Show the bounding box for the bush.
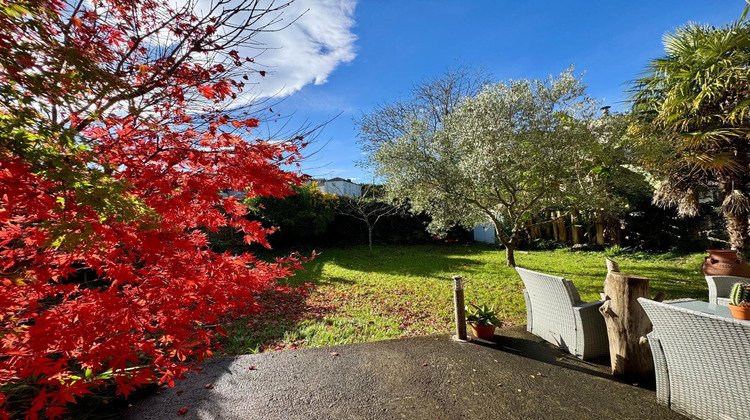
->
[245,183,337,248]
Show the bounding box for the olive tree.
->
[360,67,615,266]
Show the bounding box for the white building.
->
[473,222,497,244]
[315,177,362,197]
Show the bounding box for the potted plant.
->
[728,282,750,320]
[466,303,502,340]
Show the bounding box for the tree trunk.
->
[595,212,605,246]
[366,223,373,251]
[551,212,559,240]
[501,233,519,267]
[599,269,655,381]
[505,243,516,267]
[724,206,750,257]
[556,211,567,243]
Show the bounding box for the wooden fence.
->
[525,210,621,246]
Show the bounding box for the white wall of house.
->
[473,223,496,244]
[318,179,361,197]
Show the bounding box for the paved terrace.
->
[126,326,684,420]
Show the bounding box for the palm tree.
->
[629,5,750,255]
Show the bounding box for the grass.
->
[219,243,707,355]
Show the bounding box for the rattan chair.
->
[516,267,609,360]
[639,298,750,420]
[706,275,749,306]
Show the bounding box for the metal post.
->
[452,275,467,342]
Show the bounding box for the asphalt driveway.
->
[125,326,684,420]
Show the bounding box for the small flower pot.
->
[470,323,496,340]
[729,304,750,320]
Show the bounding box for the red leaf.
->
[0,1,307,418]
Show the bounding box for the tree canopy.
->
[360,67,628,266]
[0,0,308,417]
[629,4,750,254]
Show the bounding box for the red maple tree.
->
[0,0,309,417]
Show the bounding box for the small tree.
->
[336,185,402,251]
[361,67,616,266]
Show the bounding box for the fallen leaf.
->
[530,375,535,378]
[248,366,256,370]
[176,390,184,396]
[205,383,214,389]
[177,407,189,415]
[330,352,339,357]
[422,363,428,367]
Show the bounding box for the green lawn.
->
[219,243,707,355]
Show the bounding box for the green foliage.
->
[605,245,632,258]
[521,238,568,251]
[246,182,338,246]
[324,210,434,247]
[730,282,750,306]
[628,4,750,252]
[620,186,726,252]
[359,66,641,266]
[466,303,502,326]
[212,184,436,251]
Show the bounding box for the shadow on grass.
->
[286,243,498,283]
[218,285,333,355]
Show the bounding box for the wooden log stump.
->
[599,264,655,381]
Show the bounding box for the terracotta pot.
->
[470,323,496,340]
[702,249,750,278]
[729,304,750,320]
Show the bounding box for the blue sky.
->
[250,0,745,183]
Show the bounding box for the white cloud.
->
[89,0,355,107]
[231,0,358,99]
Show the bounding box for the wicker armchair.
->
[638,298,750,420]
[706,275,749,306]
[516,267,609,360]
